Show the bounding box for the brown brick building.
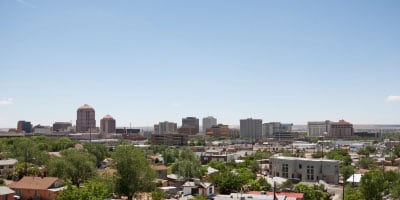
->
[76,104,96,133]
[100,114,116,133]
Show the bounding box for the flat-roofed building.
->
[17,121,32,133]
[328,119,353,138]
[206,124,229,137]
[0,159,17,178]
[263,122,293,138]
[240,118,262,141]
[151,133,188,146]
[52,122,72,132]
[154,121,177,134]
[202,116,217,132]
[269,156,339,184]
[182,117,199,134]
[307,121,330,137]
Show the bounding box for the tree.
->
[83,143,109,167]
[344,185,365,200]
[340,165,354,181]
[152,188,165,200]
[172,148,204,179]
[359,170,387,200]
[56,179,108,200]
[47,149,97,186]
[112,145,155,199]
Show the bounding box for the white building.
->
[182,180,214,197]
[0,159,17,178]
[307,121,331,137]
[240,118,262,141]
[269,156,340,184]
[202,116,217,132]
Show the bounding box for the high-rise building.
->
[154,121,177,134]
[262,122,293,138]
[100,114,116,133]
[240,118,262,140]
[76,104,96,133]
[53,122,72,132]
[17,120,32,133]
[307,121,331,137]
[182,117,199,134]
[202,116,217,132]
[328,119,353,138]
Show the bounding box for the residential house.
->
[9,176,65,200]
[182,179,214,197]
[0,186,15,200]
[0,159,17,178]
[153,165,168,180]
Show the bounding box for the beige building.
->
[206,124,229,137]
[240,118,262,140]
[154,121,177,134]
[328,119,353,138]
[202,116,217,132]
[307,121,331,137]
[100,114,116,133]
[269,156,339,184]
[76,104,96,133]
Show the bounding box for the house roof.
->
[0,159,18,166]
[0,186,14,195]
[152,165,168,171]
[8,177,60,190]
[183,181,213,188]
[346,174,363,183]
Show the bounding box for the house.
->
[152,165,168,179]
[167,174,185,190]
[9,176,65,200]
[182,179,214,197]
[0,186,15,200]
[0,159,18,178]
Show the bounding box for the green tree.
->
[152,188,165,200]
[112,145,155,199]
[47,149,97,186]
[172,148,204,179]
[340,165,355,181]
[359,170,387,200]
[83,143,109,167]
[56,179,108,200]
[344,185,364,200]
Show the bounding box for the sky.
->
[1,0,400,128]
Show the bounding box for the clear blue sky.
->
[1,0,400,128]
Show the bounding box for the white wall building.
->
[202,116,217,132]
[307,120,331,137]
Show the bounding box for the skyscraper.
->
[202,116,217,132]
[100,114,116,133]
[182,117,199,134]
[240,118,262,141]
[76,104,96,133]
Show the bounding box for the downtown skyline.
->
[1,1,400,128]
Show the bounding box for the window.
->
[299,164,302,169]
[282,164,288,178]
[307,165,314,181]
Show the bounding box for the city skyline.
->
[1,1,400,128]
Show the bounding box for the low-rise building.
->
[0,186,15,200]
[182,179,214,197]
[151,133,188,146]
[0,159,17,178]
[9,176,65,200]
[269,156,339,184]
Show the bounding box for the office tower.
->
[240,118,262,140]
[100,114,116,133]
[154,121,177,134]
[53,122,72,132]
[262,122,293,137]
[182,117,199,134]
[202,116,217,132]
[76,104,96,132]
[307,120,331,137]
[329,119,353,138]
[17,120,32,133]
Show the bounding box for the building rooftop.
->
[0,159,18,166]
[8,176,62,190]
[78,104,94,110]
[271,156,339,163]
[102,114,114,119]
[0,186,14,195]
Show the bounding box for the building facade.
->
[52,122,72,132]
[307,121,331,137]
[262,122,293,138]
[328,119,353,138]
[76,104,96,133]
[151,133,188,146]
[182,117,199,134]
[202,116,217,133]
[206,124,229,137]
[269,156,340,184]
[17,121,32,133]
[100,114,116,133]
[240,118,262,140]
[154,121,177,134]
